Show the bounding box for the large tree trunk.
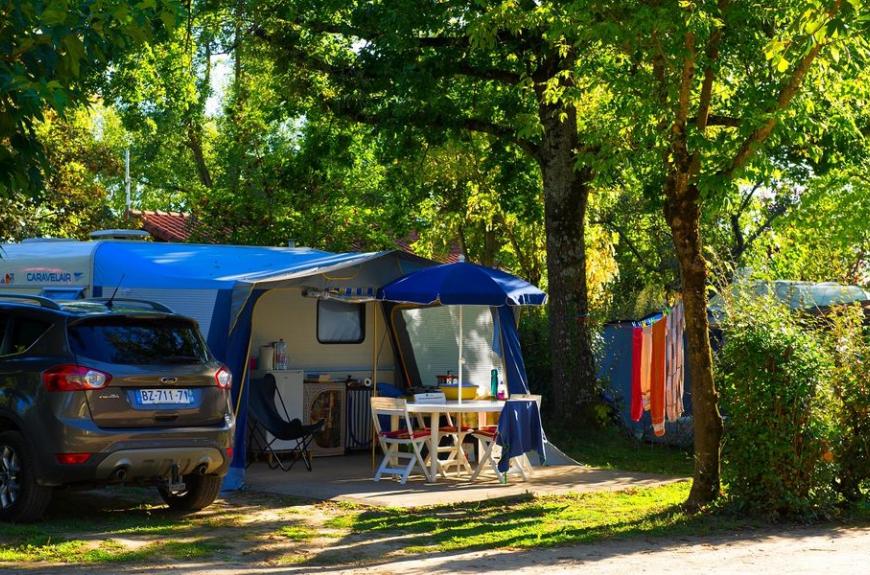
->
[664,183,724,509]
[538,102,597,423]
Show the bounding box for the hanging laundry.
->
[640,323,653,411]
[665,305,677,422]
[666,300,685,420]
[650,316,667,437]
[630,326,643,422]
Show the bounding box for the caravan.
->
[0,235,436,488]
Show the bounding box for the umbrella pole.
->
[458,306,463,405]
[371,301,378,471]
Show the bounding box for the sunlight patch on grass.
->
[331,481,730,554]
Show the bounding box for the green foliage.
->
[826,304,870,501]
[0,106,123,241]
[0,0,180,194]
[718,296,838,517]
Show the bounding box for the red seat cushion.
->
[439,425,473,433]
[381,428,431,440]
[473,426,498,438]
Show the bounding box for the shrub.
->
[718,296,838,517]
[826,304,870,501]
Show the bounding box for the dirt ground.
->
[9,523,870,575]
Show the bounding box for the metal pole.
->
[371,301,379,471]
[458,306,463,405]
[124,148,131,210]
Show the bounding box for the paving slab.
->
[243,453,684,507]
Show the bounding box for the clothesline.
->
[629,297,686,437]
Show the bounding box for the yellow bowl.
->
[439,385,478,400]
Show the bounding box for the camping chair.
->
[416,392,473,478]
[470,396,542,482]
[370,397,433,484]
[247,375,325,472]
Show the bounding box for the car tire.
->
[158,473,222,512]
[0,431,52,523]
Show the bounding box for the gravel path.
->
[12,524,869,575]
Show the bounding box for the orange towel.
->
[651,317,667,436]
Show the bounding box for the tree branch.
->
[721,40,825,178]
[696,0,729,133]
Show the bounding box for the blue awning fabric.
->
[377,261,547,307]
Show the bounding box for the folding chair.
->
[247,376,325,472]
[470,396,541,482]
[413,392,473,478]
[370,397,433,484]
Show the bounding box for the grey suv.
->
[0,295,234,522]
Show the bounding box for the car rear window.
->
[68,317,210,365]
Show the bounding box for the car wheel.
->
[158,473,222,512]
[0,431,52,522]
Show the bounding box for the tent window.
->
[399,306,504,394]
[317,300,365,344]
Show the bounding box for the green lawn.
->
[1,480,867,569]
[551,425,694,476]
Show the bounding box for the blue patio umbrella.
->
[378,261,546,401]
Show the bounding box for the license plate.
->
[138,389,194,405]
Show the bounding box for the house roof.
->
[127,210,199,243]
[127,210,464,263]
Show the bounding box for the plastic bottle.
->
[490,368,498,398]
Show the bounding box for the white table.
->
[405,400,506,481]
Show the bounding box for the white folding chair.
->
[470,396,540,482]
[416,392,473,477]
[370,397,433,484]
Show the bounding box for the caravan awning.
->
[91,241,434,333]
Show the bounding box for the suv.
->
[0,295,234,522]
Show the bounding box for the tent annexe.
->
[87,241,435,489]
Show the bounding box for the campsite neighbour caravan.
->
[0,235,448,486]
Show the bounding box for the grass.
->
[1,479,867,569]
[328,481,740,555]
[551,425,694,476]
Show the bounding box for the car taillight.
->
[215,366,232,389]
[56,453,91,464]
[43,364,112,391]
[226,447,234,459]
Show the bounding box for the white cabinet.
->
[254,369,304,452]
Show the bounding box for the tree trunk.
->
[664,184,724,509]
[538,102,597,423]
[186,124,213,189]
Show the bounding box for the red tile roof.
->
[127,210,198,242]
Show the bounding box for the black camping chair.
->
[247,375,325,472]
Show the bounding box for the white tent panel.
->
[401,305,504,395]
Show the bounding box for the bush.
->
[827,304,870,501]
[718,297,838,517]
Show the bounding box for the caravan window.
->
[317,300,365,344]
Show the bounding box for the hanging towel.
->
[665,307,677,422]
[496,400,546,473]
[673,301,685,417]
[630,326,643,422]
[651,317,667,436]
[640,324,653,411]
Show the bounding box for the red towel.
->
[651,317,667,436]
[630,326,643,422]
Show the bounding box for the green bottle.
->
[490,369,498,398]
